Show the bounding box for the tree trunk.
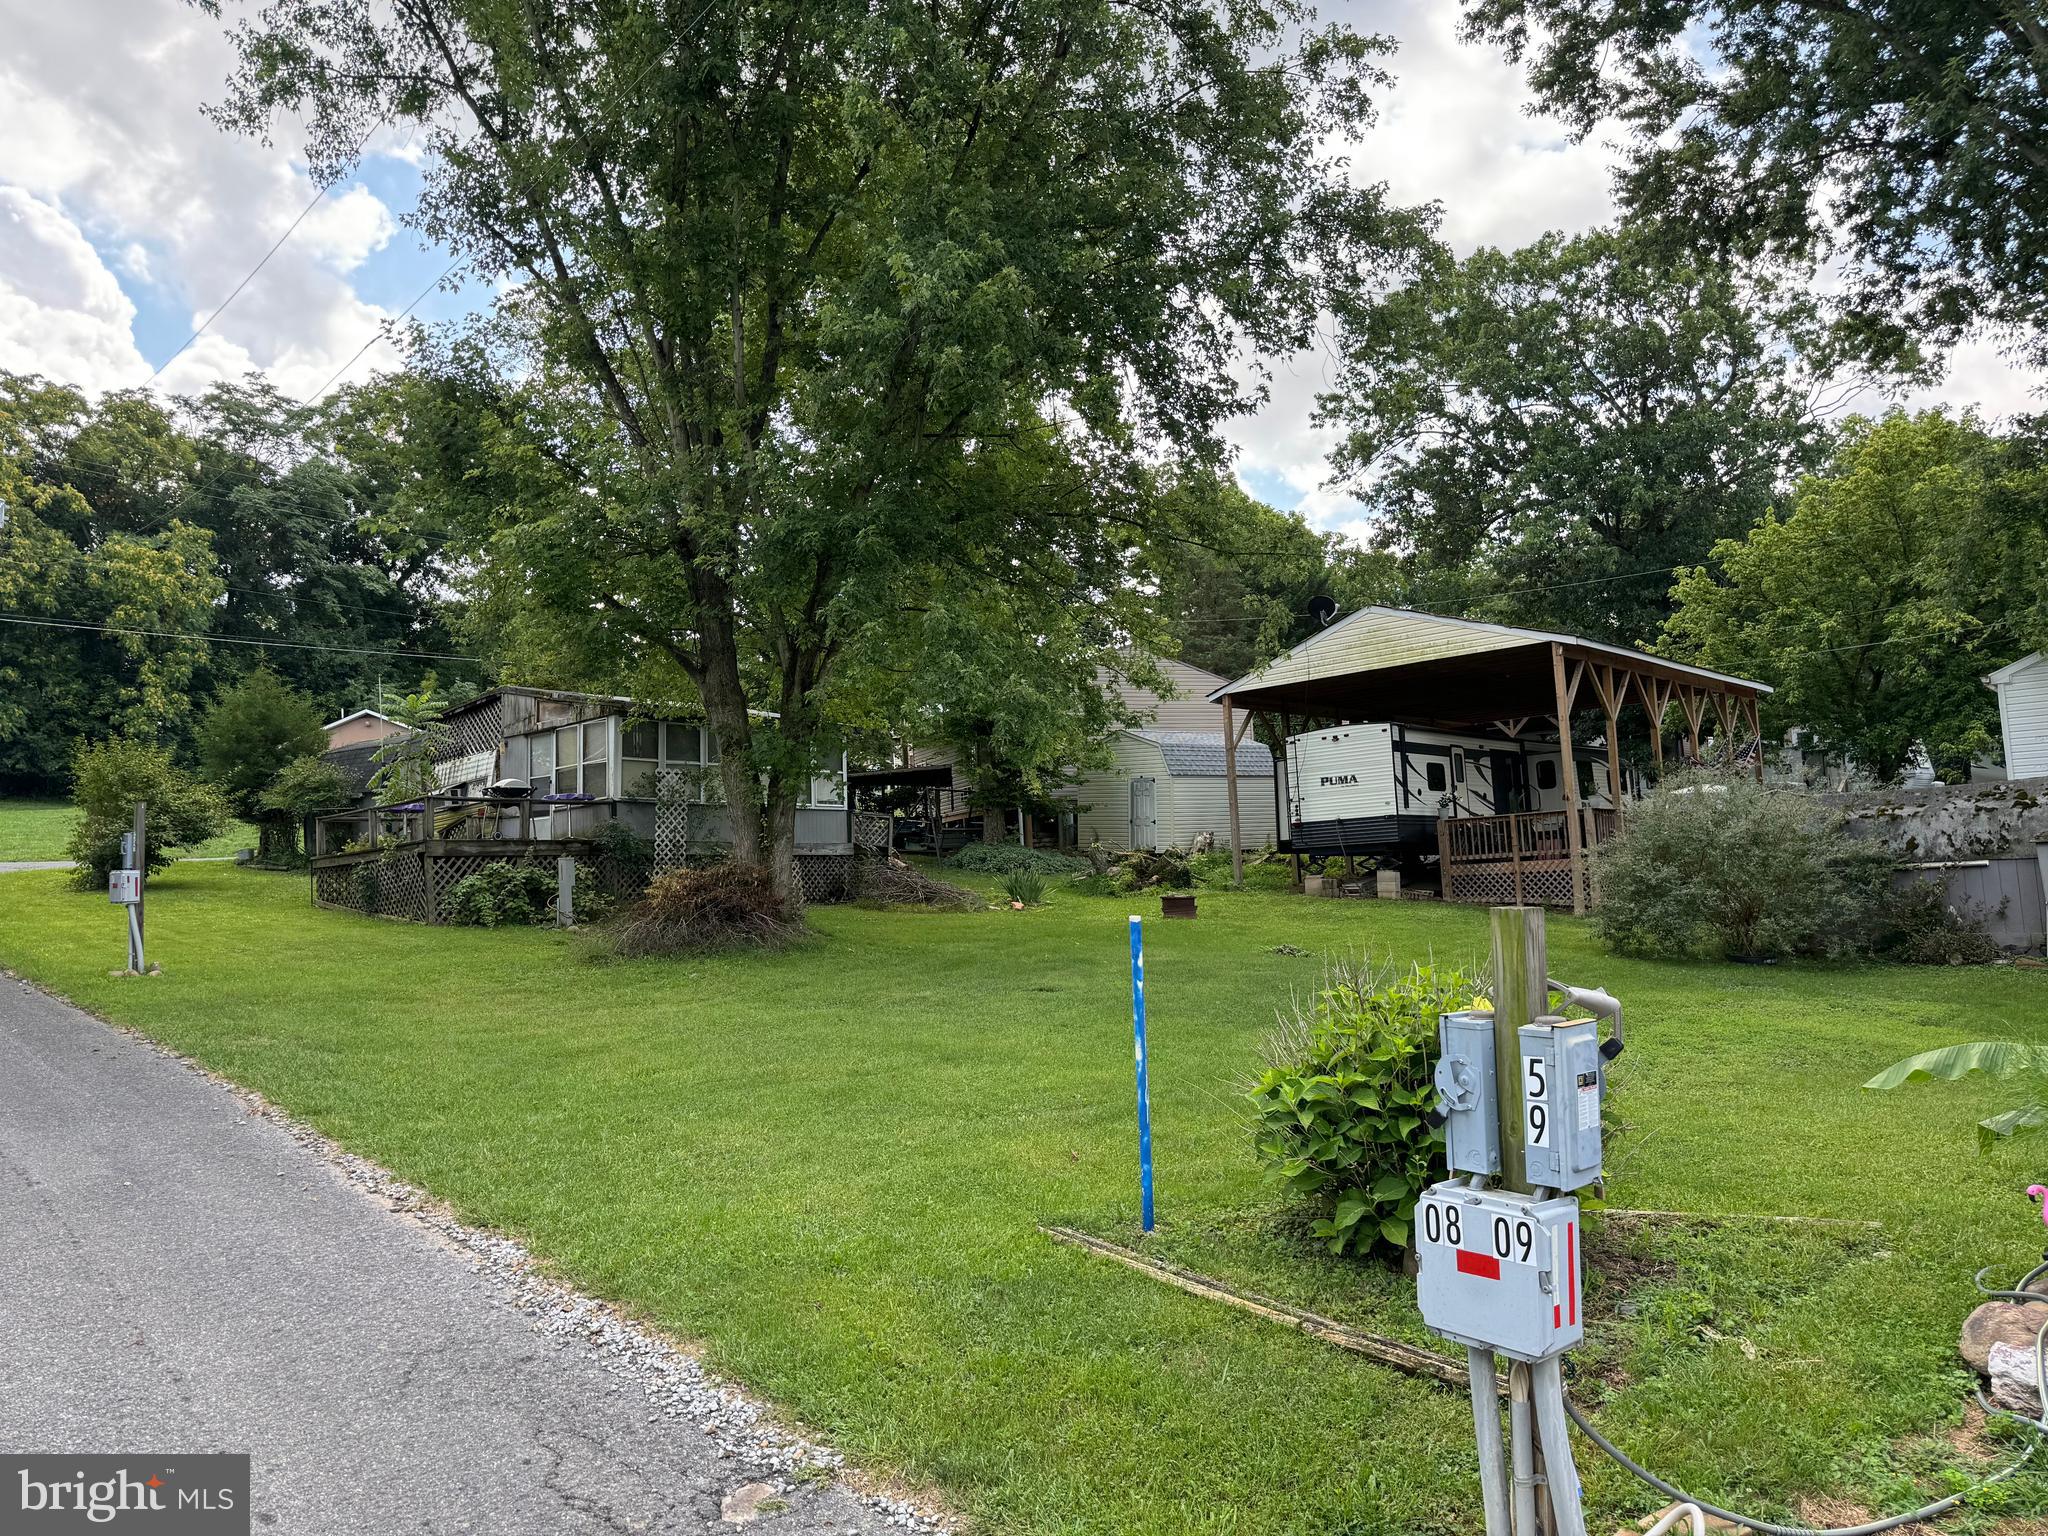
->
[694,609,763,868]
[980,805,1003,844]
[763,777,801,912]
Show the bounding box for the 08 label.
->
[1419,1198,1538,1265]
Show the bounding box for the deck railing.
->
[1436,807,1617,910]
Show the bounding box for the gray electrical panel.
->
[1415,1181,1584,1361]
[1517,1018,1603,1192]
[1434,1010,1501,1176]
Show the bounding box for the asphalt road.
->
[0,979,909,1534]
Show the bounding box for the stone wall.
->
[1827,776,2048,861]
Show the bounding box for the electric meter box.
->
[1415,1181,1584,1361]
[1518,1019,1603,1191]
[1434,1010,1501,1176]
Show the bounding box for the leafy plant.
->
[368,676,447,801]
[1865,1043,2048,1151]
[442,861,557,927]
[1246,956,1487,1259]
[195,668,329,860]
[1000,870,1047,906]
[1592,771,1890,960]
[65,737,229,886]
[948,844,1087,876]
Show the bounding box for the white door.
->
[1130,777,1158,850]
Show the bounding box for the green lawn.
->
[0,798,257,862]
[0,861,2042,1533]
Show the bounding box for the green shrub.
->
[1592,772,1890,961]
[947,844,1087,876]
[1000,870,1047,905]
[1246,957,1486,1259]
[66,737,229,887]
[585,819,655,889]
[442,861,557,926]
[1869,878,2001,965]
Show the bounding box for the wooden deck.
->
[1436,808,1616,911]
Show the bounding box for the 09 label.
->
[1419,1198,1538,1265]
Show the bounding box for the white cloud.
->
[0,1,410,400]
[0,187,147,391]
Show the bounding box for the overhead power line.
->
[144,119,386,389]
[0,612,482,663]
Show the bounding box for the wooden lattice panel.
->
[795,853,853,905]
[654,770,690,872]
[853,812,891,851]
[446,696,505,759]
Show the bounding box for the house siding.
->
[1070,737,1167,850]
[1165,772,1279,850]
[1105,658,1235,733]
[1995,656,2048,779]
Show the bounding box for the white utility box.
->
[1415,1182,1583,1361]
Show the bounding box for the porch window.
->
[528,733,554,796]
[582,717,610,799]
[621,720,658,799]
[554,725,579,794]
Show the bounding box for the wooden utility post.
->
[1222,695,1243,888]
[1550,646,1587,916]
[1490,902,1556,1536]
[1488,904,1547,1194]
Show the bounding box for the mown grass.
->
[0,860,2043,1533]
[0,797,257,862]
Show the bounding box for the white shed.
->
[1066,729,1277,852]
[1986,653,2048,779]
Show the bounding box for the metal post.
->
[557,855,576,927]
[1468,1348,1512,1536]
[1128,915,1155,1233]
[129,801,147,973]
[1508,1362,1538,1536]
[1529,1357,1588,1536]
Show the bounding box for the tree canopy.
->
[1461,0,2048,368]
[205,0,1433,903]
[1664,411,2043,782]
[0,371,471,791]
[1322,226,1834,648]
[195,668,330,855]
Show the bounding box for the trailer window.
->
[1425,761,1447,793]
[1535,759,1557,791]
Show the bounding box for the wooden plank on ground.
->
[1038,1225,1480,1389]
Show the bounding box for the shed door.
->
[1130,777,1158,850]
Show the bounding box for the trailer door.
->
[1492,750,1530,814]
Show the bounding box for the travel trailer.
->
[1282,724,1614,858]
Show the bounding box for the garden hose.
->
[1561,1268,2048,1536]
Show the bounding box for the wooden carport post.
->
[1745,696,1765,783]
[1550,645,1588,916]
[1223,695,1242,888]
[1588,662,1625,810]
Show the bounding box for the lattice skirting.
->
[1443,857,1581,909]
[315,844,849,921]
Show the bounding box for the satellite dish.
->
[1307,594,1339,628]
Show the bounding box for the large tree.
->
[203,0,1429,904]
[194,668,330,859]
[1322,227,1833,646]
[1664,411,2036,782]
[1461,0,2048,368]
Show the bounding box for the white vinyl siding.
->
[1070,736,1167,850]
[1068,732,1278,852]
[1993,655,2048,779]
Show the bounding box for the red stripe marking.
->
[1456,1249,1501,1281]
[1566,1222,1578,1324]
[1554,1304,1561,1328]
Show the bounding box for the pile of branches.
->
[606,863,805,957]
[854,856,980,910]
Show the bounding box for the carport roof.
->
[1206,607,1768,727]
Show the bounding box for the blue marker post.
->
[1129,914,1155,1233]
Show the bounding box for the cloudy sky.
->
[2,0,2040,536]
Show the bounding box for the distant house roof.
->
[1985,652,2046,688]
[1126,728,1274,778]
[323,708,400,731]
[321,740,384,796]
